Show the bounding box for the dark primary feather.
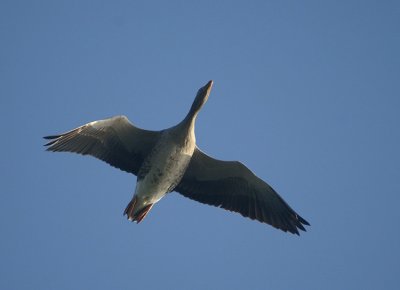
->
[175,148,310,235]
[44,116,159,175]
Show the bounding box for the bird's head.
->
[189,80,213,116]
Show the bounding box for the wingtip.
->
[43,139,58,147]
[43,135,61,147]
[297,215,310,227]
[293,215,310,235]
[43,135,59,140]
[278,213,310,236]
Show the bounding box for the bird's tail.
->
[124,196,153,223]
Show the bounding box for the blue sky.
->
[1,1,400,289]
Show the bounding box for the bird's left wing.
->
[44,115,160,175]
[175,148,310,235]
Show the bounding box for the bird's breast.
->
[135,132,195,203]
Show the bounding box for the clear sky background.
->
[1,1,399,289]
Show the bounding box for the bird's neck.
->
[180,113,197,135]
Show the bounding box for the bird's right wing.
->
[175,148,309,234]
[44,115,160,175]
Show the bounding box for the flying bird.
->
[44,80,309,235]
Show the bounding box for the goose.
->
[44,80,309,235]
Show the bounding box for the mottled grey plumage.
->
[44,80,310,234]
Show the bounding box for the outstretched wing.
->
[175,148,310,235]
[44,115,160,175]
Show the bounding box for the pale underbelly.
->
[135,148,193,203]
